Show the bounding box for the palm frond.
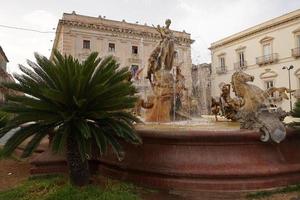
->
[0,50,141,161]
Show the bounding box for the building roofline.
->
[0,46,9,62]
[50,11,194,59]
[50,21,62,60]
[210,9,300,50]
[62,12,192,37]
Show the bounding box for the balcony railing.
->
[234,61,247,70]
[216,66,227,74]
[256,53,278,66]
[292,47,300,58]
[131,53,139,58]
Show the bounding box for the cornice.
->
[293,27,300,33]
[210,12,300,50]
[259,68,278,79]
[259,36,274,44]
[59,19,194,45]
[217,52,226,57]
[235,45,246,51]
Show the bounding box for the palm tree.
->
[0,111,9,128]
[291,100,300,128]
[0,51,141,186]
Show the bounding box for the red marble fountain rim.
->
[134,124,299,143]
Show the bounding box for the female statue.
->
[146,19,175,84]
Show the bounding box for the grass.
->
[0,147,5,159]
[246,184,300,199]
[0,175,140,200]
[0,146,17,160]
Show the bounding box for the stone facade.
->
[191,63,211,115]
[0,46,8,71]
[51,12,193,90]
[210,9,300,111]
[0,46,15,104]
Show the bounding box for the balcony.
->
[128,54,141,63]
[131,53,139,58]
[256,53,278,66]
[234,61,247,70]
[216,66,227,74]
[292,47,300,58]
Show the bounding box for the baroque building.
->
[0,46,16,104]
[51,12,194,89]
[0,46,8,71]
[210,9,300,111]
[191,63,211,115]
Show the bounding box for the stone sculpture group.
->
[212,70,293,143]
[133,19,292,143]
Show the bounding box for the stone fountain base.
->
[31,126,300,191]
[95,127,300,191]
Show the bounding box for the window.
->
[130,65,139,79]
[263,43,271,62]
[174,50,178,58]
[132,46,138,54]
[265,80,274,97]
[263,44,271,56]
[297,35,300,47]
[219,57,225,69]
[265,80,274,89]
[83,40,90,49]
[238,52,245,67]
[108,43,115,52]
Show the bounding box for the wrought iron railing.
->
[256,53,278,65]
[234,61,247,70]
[292,47,300,57]
[216,66,227,74]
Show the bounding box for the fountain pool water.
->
[136,116,240,131]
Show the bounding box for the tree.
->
[0,111,9,128]
[291,100,300,127]
[0,51,141,186]
[292,100,300,117]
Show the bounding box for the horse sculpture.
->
[231,72,267,112]
[231,71,288,143]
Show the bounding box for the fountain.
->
[31,19,300,192]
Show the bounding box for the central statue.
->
[143,19,189,122]
[146,19,175,82]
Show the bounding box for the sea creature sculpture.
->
[231,71,288,143]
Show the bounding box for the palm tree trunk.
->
[66,134,90,186]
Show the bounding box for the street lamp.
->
[282,65,294,112]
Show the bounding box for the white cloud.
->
[22,10,57,31]
[0,0,300,72]
[0,10,57,74]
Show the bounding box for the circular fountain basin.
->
[96,119,300,191]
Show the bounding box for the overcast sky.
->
[0,0,300,74]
